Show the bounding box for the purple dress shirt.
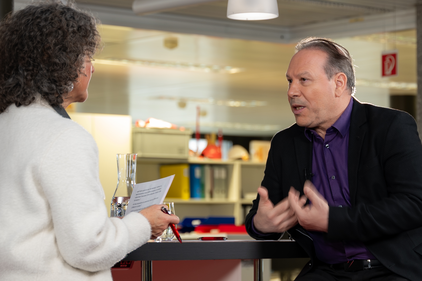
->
[304,98,375,264]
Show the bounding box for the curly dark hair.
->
[0,1,101,113]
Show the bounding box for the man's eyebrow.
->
[286,71,311,78]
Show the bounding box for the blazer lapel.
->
[348,98,367,205]
[294,133,312,194]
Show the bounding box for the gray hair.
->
[295,37,356,94]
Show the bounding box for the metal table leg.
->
[141,260,152,281]
[254,259,263,281]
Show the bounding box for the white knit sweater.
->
[0,99,151,281]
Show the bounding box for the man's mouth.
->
[294,106,304,110]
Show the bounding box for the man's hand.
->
[253,186,305,233]
[288,181,329,232]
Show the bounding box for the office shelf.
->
[136,157,265,225]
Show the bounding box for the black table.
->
[123,240,308,281]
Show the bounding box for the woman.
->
[0,2,179,280]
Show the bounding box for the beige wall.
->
[69,112,132,215]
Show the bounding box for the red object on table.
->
[161,206,182,243]
[195,224,246,234]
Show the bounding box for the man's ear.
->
[334,72,348,97]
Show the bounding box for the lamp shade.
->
[227,0,278,21]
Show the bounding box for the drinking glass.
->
[155,202,176,242]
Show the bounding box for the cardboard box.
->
[249,140,271,163]
[132,127,192,159]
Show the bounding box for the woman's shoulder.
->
[9,102,95,146]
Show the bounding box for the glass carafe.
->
[110,153,137,217]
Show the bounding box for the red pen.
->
[161,206,182,243]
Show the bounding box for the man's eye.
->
[287,79,292,83]
[300,78,307,82]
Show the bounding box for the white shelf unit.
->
[136,157,265,225]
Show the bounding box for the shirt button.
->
[325,144,329,148]
[331,175,335,179]
[339,205,343,207]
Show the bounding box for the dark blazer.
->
[245,97,422,280]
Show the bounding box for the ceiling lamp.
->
[227,0,278,21]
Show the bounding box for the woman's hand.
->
[140,204,180,239]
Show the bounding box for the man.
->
[245,37,422,281]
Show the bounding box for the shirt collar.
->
[52,105,71,119]
[304,97,353,140]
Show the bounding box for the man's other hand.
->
[288,181,329,232]
[253,186,305,233]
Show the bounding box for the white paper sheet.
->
[125,174,175,215]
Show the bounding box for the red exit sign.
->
[381,50,398,77]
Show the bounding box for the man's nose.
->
[287,82,300,98]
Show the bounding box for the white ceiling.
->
[72,0,417,43]
[14,0,418,136]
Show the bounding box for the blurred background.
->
[11,0,417,137]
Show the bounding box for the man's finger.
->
[298,194,308,206]
[273,197,290,213]
[303,180,325,203]
[257,186,269,202]
[288,187,301,212]
[288,187,300,201]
